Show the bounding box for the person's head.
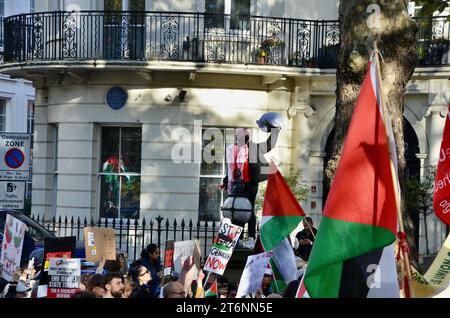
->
[130,288,152,298]
[235,128,250,146]
[102,273,124,298]
[266,293,283,298]
[80,274,92,292]
[261,274,273,295]
[141,244,160,263]
[228,283,237,298]
[87,274,105,298]
[122,277,133,298]
[163,282,186,298]
[303,217,314,228]
[72,291,96,298]
[130,265,152,286]
[282,280,300,298]
[217,276,229,298]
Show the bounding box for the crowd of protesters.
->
[0,238,310,299]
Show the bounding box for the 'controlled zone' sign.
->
[0,133,31,181]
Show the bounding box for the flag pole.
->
[372,41,415,298]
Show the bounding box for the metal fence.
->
[3,11,340,67]
[2,12,450,68]
[31,214,254,262]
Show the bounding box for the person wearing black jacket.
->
[220,127,280,241]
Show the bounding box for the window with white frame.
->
[99,127,142,219]
[199,127,240,222]
[0,99,6,132]
[205,0,251,30]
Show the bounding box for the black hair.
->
[129,265,145,284]
[130,287,153,299]
[140,244,159,259]
[304,217,313,224]
[87,274,104,291]
[282,280,301,298]
[72,291,96,298]
[102,272,123,289]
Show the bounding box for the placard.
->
[0,214,27,281]
[173,240,201,276]
[203,219,243,275]
[47,258,81,299]
[83,227,116,262]
[236,252,272,298]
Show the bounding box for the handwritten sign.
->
[203,219,243,275]
[0,214,27,281]
[83,227,116,262]
[173,240,201,276]
[236,252,272,298]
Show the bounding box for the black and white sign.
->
[0,181,25,209]
[0,133,31,181]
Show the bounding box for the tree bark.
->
[325,1,419,264]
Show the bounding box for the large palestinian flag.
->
[260,168,305,292]
[304,55,400,298]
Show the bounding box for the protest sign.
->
[83,227,116,262]
[173,240,201,276]
[1,214,27,281]
[236,252,272,298]
[163,240,175,283]
[47,258,81,298]
[203,219,243,275]
[36,236,76,298]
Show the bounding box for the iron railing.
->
[3,11,340,67]
[2,12,449,68]
[31,214,254,262]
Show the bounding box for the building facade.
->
[0,0,448,255]
[0,0,35,201]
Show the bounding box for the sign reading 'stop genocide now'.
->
[0,133,31,181]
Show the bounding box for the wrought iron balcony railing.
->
[1,11,450,68]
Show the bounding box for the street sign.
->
[0,181,25,209]
[0,133,31,181]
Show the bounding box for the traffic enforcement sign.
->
[0,133,31,181]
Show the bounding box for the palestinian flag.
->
[204,280,218,298]
[260,168,305,292]
[304,55,400,298]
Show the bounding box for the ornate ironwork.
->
[33,15,44,60]
[204,27,226,62]
[2,11,449,69]
[63,13,78,59]
[160,17,179,60]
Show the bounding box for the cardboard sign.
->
[236,252,272,298]
[0,214,27,281]
[47,258,81,299]
[173,240,201,276]
[163,240,175,282]
[83,227,116,262]
[203,219,243,275]
[36,237,76,298]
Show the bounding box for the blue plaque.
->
[106,87,128,110]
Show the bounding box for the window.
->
[198,127,237,222]
[0,99,6,132]
[0,0,4,17]
[104,0,146,59]
[99,127,142,219]
[205,0,251,30]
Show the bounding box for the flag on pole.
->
[204,280,218,298]
[304,55,400,298]
[434,103,450,226]
[260,168,305,292]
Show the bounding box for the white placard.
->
[236,252,272,298]
[0,214,27,281]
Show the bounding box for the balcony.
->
[1,11,449,70]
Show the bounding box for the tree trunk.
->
[325,1,419,264]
